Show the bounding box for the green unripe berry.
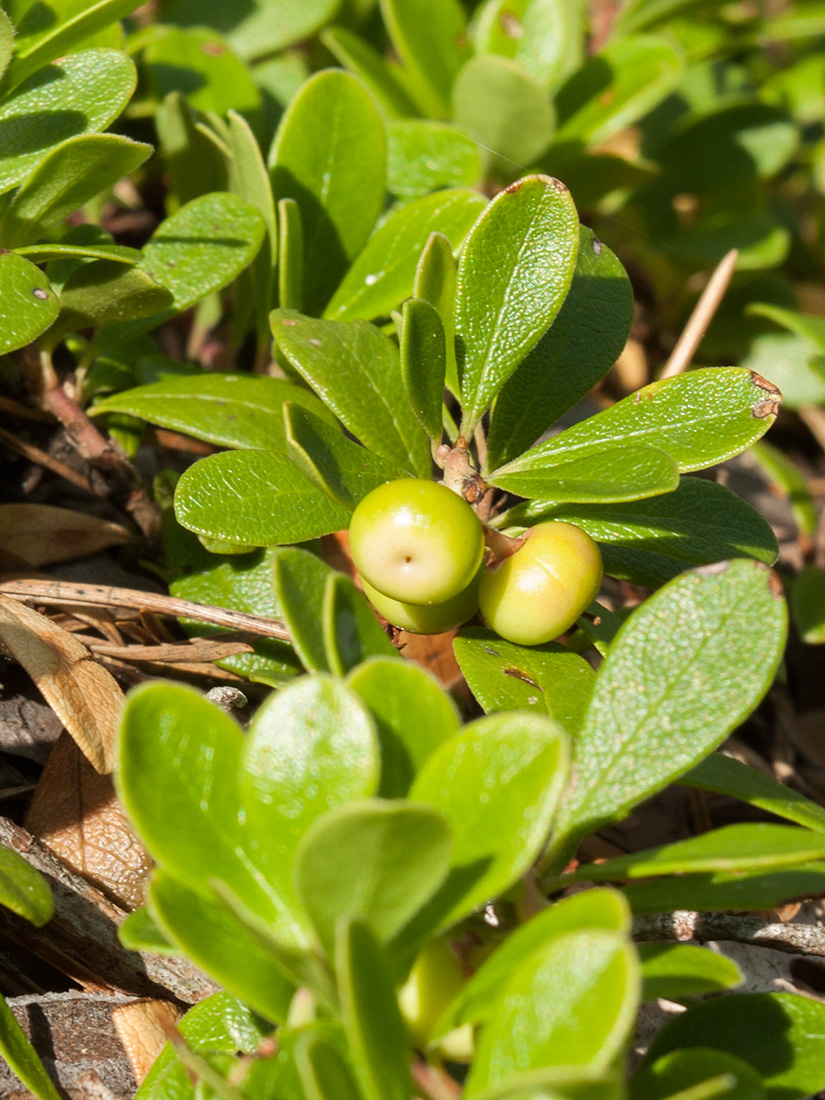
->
[398,937,467,1050]
[349,479,484,605]
[362,565,482,634]
[479,521,602,646]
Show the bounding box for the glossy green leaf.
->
[57,260,173,327]
[144,26,261,120]
[750,440,817,538]
[455,175,580,435]
[164,0,340,58]
[486,227,633,470]
[410,712,569,927]
[560,825,825,889]
[278,197,304,311]
[272,310,430,475]
[118,905,177,955]
[548,560,787,860]
[0,50,137,196]
[379,0,471,118]
[472,0,584,92]
[135,991,269,1100]
[454,627,595,733]
[466,930,640,1093]
[505,478,778,590]
[148,872,295,1022]
[296,801,451,957]
[285,403,405,510]
[241,675,379,927]
[1,134,151,249]
[790,564,825,644]
[0,993,61,1100]
[322,26,418,120]
[338,919,411,1100]
[2,0,142,91]
[226,109,278,337]
[554,35,683,146]
[638,944,742,1001]
[117,682,285,924]
[401,298,446,442]
[387,120,481,200]
[443,889,629,1035]
[137,192,265,314]
[272,547,335,672]
[15,242,140,264]
[655,105,797,194]
[347,657,460,797]
[0,253,59,354]
[644,993,825,1099]
[165,535,300,687]
[498,370,781,480]
[270,70,386,315]
[489,444,679,504]
[623,863,825,913]
[632,1049,765,1100]
[453,56,556,169]
[0,845,53,927]
[324,189,486,323]
[322,572,398,675]
[174,449,351,547]
[93,374,333,451]
[295,1034,362,1100]
[414,231,459,395]
[0,8,12,84]
[681,753,825,835]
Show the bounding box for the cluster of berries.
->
[349,479,603,645]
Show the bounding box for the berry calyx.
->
[349,479,484,605]
[479,521,603,646]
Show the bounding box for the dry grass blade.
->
[0,577,291,641]
[660,248,739,379]
[0,595,122,773]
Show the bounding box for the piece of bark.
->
[26,733,152,911]
[0,817,218,1005]
[0,594,123,773]
[0,665,64,764]
[0,992,141,1099]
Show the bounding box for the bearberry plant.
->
[3,0,825,1098]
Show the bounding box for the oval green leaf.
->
[0,253,59,354]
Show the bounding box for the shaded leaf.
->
[164,0,341,59]
[93,373,334,451]
[643,993,825,1100]
[400,297,446,442]
[324,188,485,323]
[270,69,386,315]
[0,994,61,1100]
[57,259,173,327]
[486,227,633,470]
[272,547,335,672]
[387,120,481,200]
[0,845,53,927]
[322,571,398,674]
[472,0,584,92]
[379,0,471,118]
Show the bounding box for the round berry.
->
[349,479,484,605]
[362,566,481,634]
[479,522,602,646]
